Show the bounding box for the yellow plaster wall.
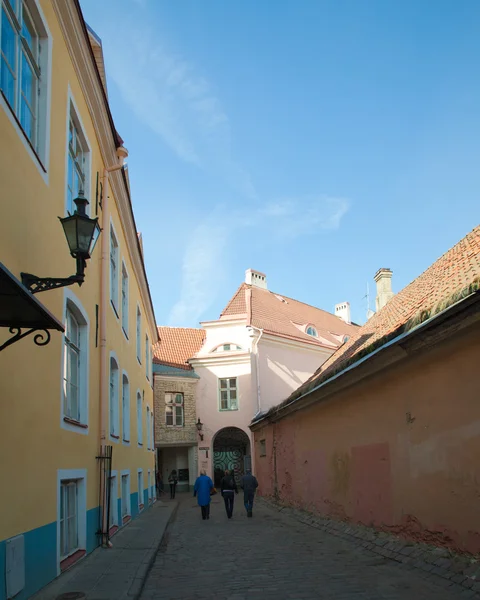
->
[0,0,155,542]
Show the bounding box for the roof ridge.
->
[157,325,203,331]
[255,286,345,320]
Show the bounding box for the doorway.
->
[213,427,251,487]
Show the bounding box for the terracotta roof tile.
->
[221,283,357,348]
[288,224,480,400]
[153,327,205,370]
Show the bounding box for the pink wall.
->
[253,324,480,554]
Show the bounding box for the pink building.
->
[154,269,357,488]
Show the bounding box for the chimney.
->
[374,268,394,311]
[335,302,351,324]
[245,269,267,290]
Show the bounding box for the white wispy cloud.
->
[168,197,350,325]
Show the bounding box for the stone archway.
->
[212,427,251,487]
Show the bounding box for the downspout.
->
[98,146,128,546]
[250,325,264,415]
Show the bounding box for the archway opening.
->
[213,427,251,487]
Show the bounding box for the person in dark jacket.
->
[168,470,178,499]
[220,469,238,519]
[194,470,214,520]
[240,469,258,517]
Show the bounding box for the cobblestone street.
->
[141,495,472,600]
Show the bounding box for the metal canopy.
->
[0,262,64,352]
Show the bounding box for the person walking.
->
[168,470,178,499]
[240,468,258,517]
[194,469,214,520]
[220,469,238,519]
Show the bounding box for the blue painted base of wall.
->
[0,493,150,600]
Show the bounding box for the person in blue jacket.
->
[194,469,214,520]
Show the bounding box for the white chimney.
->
[245,269,267,289]
[374,268,394,311]
[335,302,351,324]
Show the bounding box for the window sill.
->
[139,503,144,511]
[137,356,142,366]
[122,327,129,340]
[219,408,239,412]
[123,438,130,443]
[138,443,143,447]
[122,515,131,525]
[109,525,119,537]
[110,433,120,440]
[0,89,47,173]
[111,300,119,319]
[63,417,88,429]
[60,549,86,572]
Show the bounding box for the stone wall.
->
[154,374,198,445]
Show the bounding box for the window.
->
[151,413,155,452]
[136,306,141,362]
[121,263,128,336]
[110,226,119,312]
[145,334,150,380]
[66,106,89,215]
[137,392,142,445]
[259,439,266,457]
[60,481,78,559]
[122,374,130,443]
[109,356,119,439]
[165,393,184,426]
[121,472,131,522]
[62,295,89,430]
[109,473,118,529]
[219,378,238,411]
[63,308,80,421]
[146,406,151,449]
[0,0,49,163]
[212,344,243,352]
[306,326,318,337]
[147,471,151,504]
[137,470,143,510]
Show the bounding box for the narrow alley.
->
[141,495,470,600]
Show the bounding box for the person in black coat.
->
[220,469,238,519]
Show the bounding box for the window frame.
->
[146,406,151,449]
[57,469,86,574]
[306,325,318,338]
[109,471,118,530]
[211,343,243,353]
[137,468,144,511]
[61,290,89,434]
[109,222,119,316]
[109,353,120,441]
[136,390,143,446]
[136,305,141,363]
[259,439,267,457]
[218,377,239,412]
[121,371,130,445]
[165,392,184,427]
[145,333,150,381]
[64,89,91,217]
[121,260,129,339]
[0,0,52,180]
[120,470,131,524]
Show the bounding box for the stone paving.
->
[141,495,477,600]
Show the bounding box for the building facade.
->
[155,269,357,487]
[0,2,157,598]
[251,227,480,555]
[153,327,205,492]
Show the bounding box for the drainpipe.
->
[98,146,128,546]
[248,325,264,415]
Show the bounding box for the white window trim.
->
[109,218,120,317]
[56,469,86,576]
[109,350,120,442]
[0,0,52,184]
[109,470,118,529]
[145,334,150,381]
[136,389,143,447]
[120,469,131,523]
[218,377,239,412]
[60,289,90,435]
[146,406,150,450]
[151,411,155,452]
[137,468,144,510]
[121,259,129,340]
[147,470,152,504]
[136,304,142,364]
[165,392,184,427]
[64,86,92,216]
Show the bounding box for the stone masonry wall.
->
[154,374,198,445]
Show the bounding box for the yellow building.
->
[0,1,158,598]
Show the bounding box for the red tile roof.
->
[153,327,205,370]
[221,283,358,348]
[286,224,480,402]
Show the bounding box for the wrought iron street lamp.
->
[196,418,204,441]
[21,192,101,294]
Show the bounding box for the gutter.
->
[249,325,264,414]
[251,290,480,428]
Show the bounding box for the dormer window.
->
[212,344,243,353]
[306,326,318,338]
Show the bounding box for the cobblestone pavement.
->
[141,495,473,600]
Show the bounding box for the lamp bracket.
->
[0,327,51,352]
[20,272,85,294]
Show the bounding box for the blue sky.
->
[80,0,480,327]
